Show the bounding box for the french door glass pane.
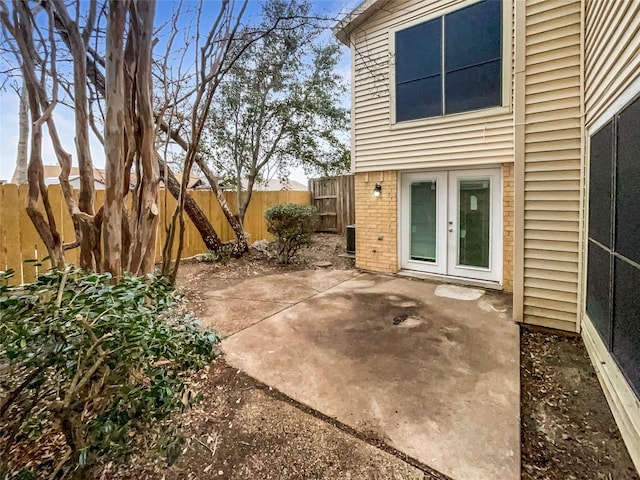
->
[410,181,437,262]
[458,179,490,268]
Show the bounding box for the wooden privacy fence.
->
[0,183,310,285]
[309,174,354,234]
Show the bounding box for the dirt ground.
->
[96,359,426,480]
[101,234,637,479]
[521,327,639,480]
[177,233,355,320]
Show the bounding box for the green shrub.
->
[201,242,235,263]
[0,267,218,478]
[264,203,318,264]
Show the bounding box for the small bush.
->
[201,242,235,263]
[264,203,318,264]
[0,267,218,478]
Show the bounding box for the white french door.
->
[400,168,502,283]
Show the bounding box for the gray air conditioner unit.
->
[346,225,355,254]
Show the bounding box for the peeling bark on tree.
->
[11,80,28,185]
[25,93,64,269]
[1,0,256,279]
[103,0,127,278]
[52,0,99,270]
[80,47,225,255]
[126,0,160,276]
[1,1,64,267]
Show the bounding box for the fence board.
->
[1,184,21,278]
[0,185,6,273]
[309,175,354,234]
[0,186,310,285]
[18,184,39,283]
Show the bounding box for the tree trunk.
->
[158,158,223,251]
[52,0,99,270]
[11,80,28,185]
[196,157,248,256]
[79,48,225,255]
[103,0,127,278]
[127,0,159,276]
[3,2,65,268]
[238,172,256,227]
[24,83,64,268]
[158,121,248,255]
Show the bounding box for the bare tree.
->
[10,79,28,184]
[156,0,251,282]
[0,0,161,276]
[0,0,65,268]
[0,0,344,280]
[76,24,227,257]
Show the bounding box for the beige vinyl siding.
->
[350,0,515,172]
[584,0,640,127]
[520,0,582,332]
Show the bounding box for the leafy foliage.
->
[265,203,318,264]
[200,243,236,264]
[204,0,349,223]
[0,268,218,478]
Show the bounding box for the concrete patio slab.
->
[203,269,357,304]
[200,298,290,337]
[199,269,358,337]
[222,272,520,480]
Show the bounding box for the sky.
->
[0,0,358,183]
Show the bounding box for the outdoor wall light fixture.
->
[373,184,382,197]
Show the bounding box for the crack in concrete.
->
[205,294,295,304]
[223,273,364,339]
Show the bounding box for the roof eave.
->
[333,0,392,46]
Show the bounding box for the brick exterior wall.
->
[502,163,514,292]
[354,171,398,273]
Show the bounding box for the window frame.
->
[584,77,640,397]
[388,0,512,128]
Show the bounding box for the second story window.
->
[395,0,502,122]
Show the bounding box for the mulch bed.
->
[521,326,639,480]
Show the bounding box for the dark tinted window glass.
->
[615,96,640,264]
[395,18,442,83]
[445,59,501,114]
[588,121,613,248]
[612,257,640,396]
[395,0,502,121]
[396,76,442,122]
[445,0,502,72]
[586,241,612,347]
